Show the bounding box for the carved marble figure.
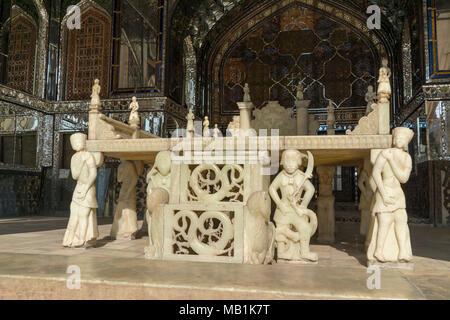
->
[110,160,144,240]
[203,116,210,137]
[244,191,276,264]
[358,165,374,236]
[269,149,318,262]
[63,133,103,248]
[186,108,195,138]
[144,151,172,258]
[296,81,304,100]
[91,79,101,106]
[377,58,392,101]
[367,127,414,263]
[128,97,139,124]
[243,83,251,102]
[213,124,220,138]
[365,85,377,115]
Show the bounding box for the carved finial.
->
[129,96,140,125]
[377,58,391,102]
[213,124,220,138]
[203,116,210,137]
[243,83,251,102]
[296,81,304,100]
[327,100,335,135]
[90,79,101,107]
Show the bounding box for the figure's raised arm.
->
[389,152,412,184]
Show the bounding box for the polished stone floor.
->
[0,216,448,299]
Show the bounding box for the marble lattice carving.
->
[244,191,275,264]
[110,160,144,240]
[269,150,318,262]
[63,133,103,248]
[187,163,244,203]
[162,203,244,263]
[367,127,414,263]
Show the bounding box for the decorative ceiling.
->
[170,0,379,52]
[220,5,377,113]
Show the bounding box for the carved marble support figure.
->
[377,59,391,134]
[316,165,336,243]
[269,150,318,262]
[63,133,104,248]
[295,81,311,136]
[143,151,171,255]
[358,158,375,236]
[367,127,414,264]
[244,191,275,264]
[88,79,101,140]
[326,100,335,135]
[110,160,144,240]
[144,188,169,259]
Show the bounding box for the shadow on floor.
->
[0,217,114,235]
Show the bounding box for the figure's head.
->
[154,151,171,176]
[205,116,208,120]
[382,58,388,67]
[70,133,87,152]
[368,85,373,92]
[281,149,306,174]
[132,96,137,102]
[94,79,99,85]
[214,124,218,128]
[392,127,414,150]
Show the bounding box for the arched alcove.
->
[7,6,37,94]
[196,0,391,126]
[61,2,111,100]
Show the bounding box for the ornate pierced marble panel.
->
[66,7,111,100]
[183,163,245,203]
[163,203,244,263]
[7,13,37,94]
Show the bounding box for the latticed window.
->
[66,7,111,100]
[7,13,37,94]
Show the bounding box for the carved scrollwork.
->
[188,164,244,203]
[171,210,235,256]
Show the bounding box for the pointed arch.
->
[59,0,111,100]
[7,5,38,94]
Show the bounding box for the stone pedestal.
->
[236,101,254,135]
[377,100,390,134]
[129,118,140,139]
[295,100,311,135]
[316,166,336,243]
[88,104,101,140]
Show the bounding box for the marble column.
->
[295,100,311,135]
[236,101,254,134]
[316,165,336,243]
